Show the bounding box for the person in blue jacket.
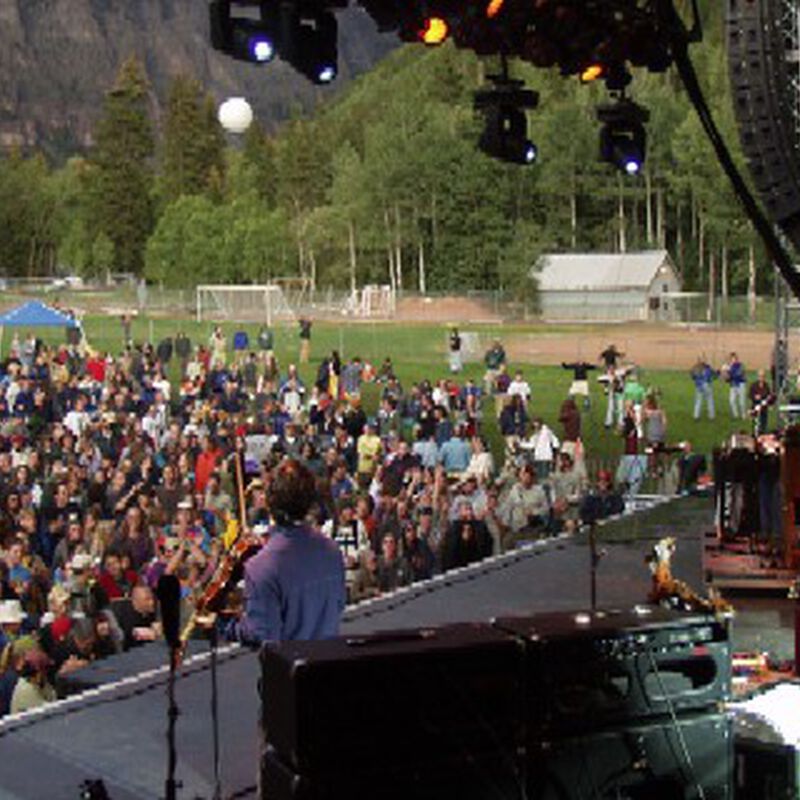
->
[690,355,717,420]
[724,351,747,419]
[225,459,345,645]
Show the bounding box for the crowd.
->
[2,321,712,719]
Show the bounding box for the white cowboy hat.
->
[69,552,94,572]
[0,599,25,625]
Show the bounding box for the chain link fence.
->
[0,278,782,331]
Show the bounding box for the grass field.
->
[9,315,765,475]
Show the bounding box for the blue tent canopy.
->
[0,300,79,328]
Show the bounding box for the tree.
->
[0,150,58,276]
[51,157,95,277]
[238,120,278,208]
[162,75,226,201]
[145,195,218,286]
[91,234,115,280]
[89,56,155,275]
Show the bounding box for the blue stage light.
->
[624,157,641,175]
[318,64,337,83]
[249,35,275,63]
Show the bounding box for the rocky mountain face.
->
[0,0,396,156]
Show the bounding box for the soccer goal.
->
[196,285,295,324]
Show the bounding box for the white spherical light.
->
[218,97,254,134]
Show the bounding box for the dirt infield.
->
[395,295,792,371]
[504,323,797,371]
[396,295,505,324]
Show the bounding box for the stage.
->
[0,494,795,800]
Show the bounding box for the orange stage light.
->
[420,16,449,45]
[580,64,605,83]
[486,0,504,19]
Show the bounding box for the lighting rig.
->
[474,62,538,166]
[597,96,650,176]
[210,0,342,84]
[208,1,701,170]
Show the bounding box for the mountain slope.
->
[0,0,396,156]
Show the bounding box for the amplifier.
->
[261,623,522,775]
[494,608,730,735]
[735,738,800,800]
[261,745,524,800]
[527,711,733,800]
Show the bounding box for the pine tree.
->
[162,76,226,201]
[89,56,155,275]
[241,120,277,208]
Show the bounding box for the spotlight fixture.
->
[232,19,277,63]
[209,0,278,65]
[485,0,504,19]
[475,70,539,166]
[79,780,111,800]
[209,1,341,82]
[419,16,449,45]
[597,97,650,175]
[580,63,605,84]
[282,9,339,84]
[478,106,538,164]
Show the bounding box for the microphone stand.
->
[209,622,222,800]
[588,520,606,611]
[165,645,181,800]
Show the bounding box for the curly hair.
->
[268,458,317,524]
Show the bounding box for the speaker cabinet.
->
[261,623,522,775]
[495,609,730,736]
[527,712,733,800]
[261,745,523,800]
[735,737,800,800]
[727,0,800,245]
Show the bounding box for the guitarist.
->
[223,458,346,645]
[748,369,775,435]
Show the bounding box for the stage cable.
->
[646,648,707,800]
[656,0,800,300]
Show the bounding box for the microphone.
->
[157,574,181,650]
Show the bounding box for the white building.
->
[533,250,682,322]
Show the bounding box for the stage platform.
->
[0,494,794,800]
[703,531,798,591]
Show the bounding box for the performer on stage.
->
[749,369,774,435]
[225,459,346,645]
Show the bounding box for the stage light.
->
[318,65,337,83]
[599,123,646,175]
[209,1,278,65]
[624,152,642,175]
[479,106,538,165]
[597,98,650,176]
[485,0,504,19]
[283,10,339,85]
[475,73,540,166]
[580,64,605,83]
[230,20,278,64]
[419,16,449,45]
[247,32,275,63]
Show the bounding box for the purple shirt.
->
[228,524,346,645]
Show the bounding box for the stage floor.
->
[0,494,794,800]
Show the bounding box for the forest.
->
[0,3,770,301]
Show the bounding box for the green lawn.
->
[13,316,759,474]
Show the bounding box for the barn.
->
[533,250,682,322]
